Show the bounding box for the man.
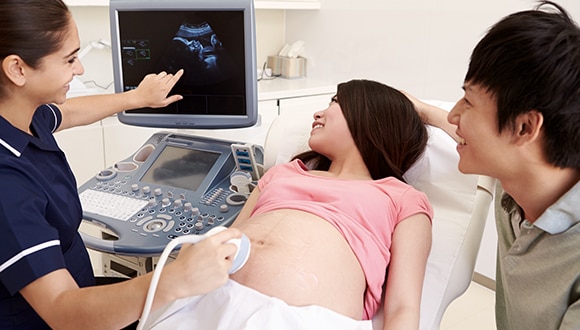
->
[405,1,579,329]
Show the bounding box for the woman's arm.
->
[57,70,184,131]
[20,227,241,330]
[382,213,432,330]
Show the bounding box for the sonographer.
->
[0,1,242,329]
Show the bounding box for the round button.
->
[96,169,116,181]
[143,219,166,232]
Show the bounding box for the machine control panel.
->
[78,132,258,256]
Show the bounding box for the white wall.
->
[69,7,114,93]
[285,0,580,101]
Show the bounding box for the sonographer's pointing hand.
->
[133,69,185,108]
[58,69,184,131]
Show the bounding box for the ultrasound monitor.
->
[109,0,258,129]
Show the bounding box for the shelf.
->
[65,0,320,10]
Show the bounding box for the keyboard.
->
[79,189,149,221]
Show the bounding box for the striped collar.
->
[0,104,59,157]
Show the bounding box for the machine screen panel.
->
[140,145,220,191]
[109,0,258,128]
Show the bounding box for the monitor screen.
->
[140,145,220,191]
[109,0,258,129]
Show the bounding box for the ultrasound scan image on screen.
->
[120,11,244,114]
[140,145,220,191]
[158,20,235,86]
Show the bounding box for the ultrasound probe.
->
[137,227,250,329]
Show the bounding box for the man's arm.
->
[401,91,459,142]
[57,70,184,132]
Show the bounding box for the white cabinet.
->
[259,78,336,125]
[278,93,333,120]
[255,99,279,144]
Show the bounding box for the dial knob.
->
[194,222,204,231]
[161,198,171,207]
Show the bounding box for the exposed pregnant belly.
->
[230,209,366,320]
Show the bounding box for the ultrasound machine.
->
[78,0,259,278]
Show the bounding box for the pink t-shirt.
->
[253,160,433,320]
